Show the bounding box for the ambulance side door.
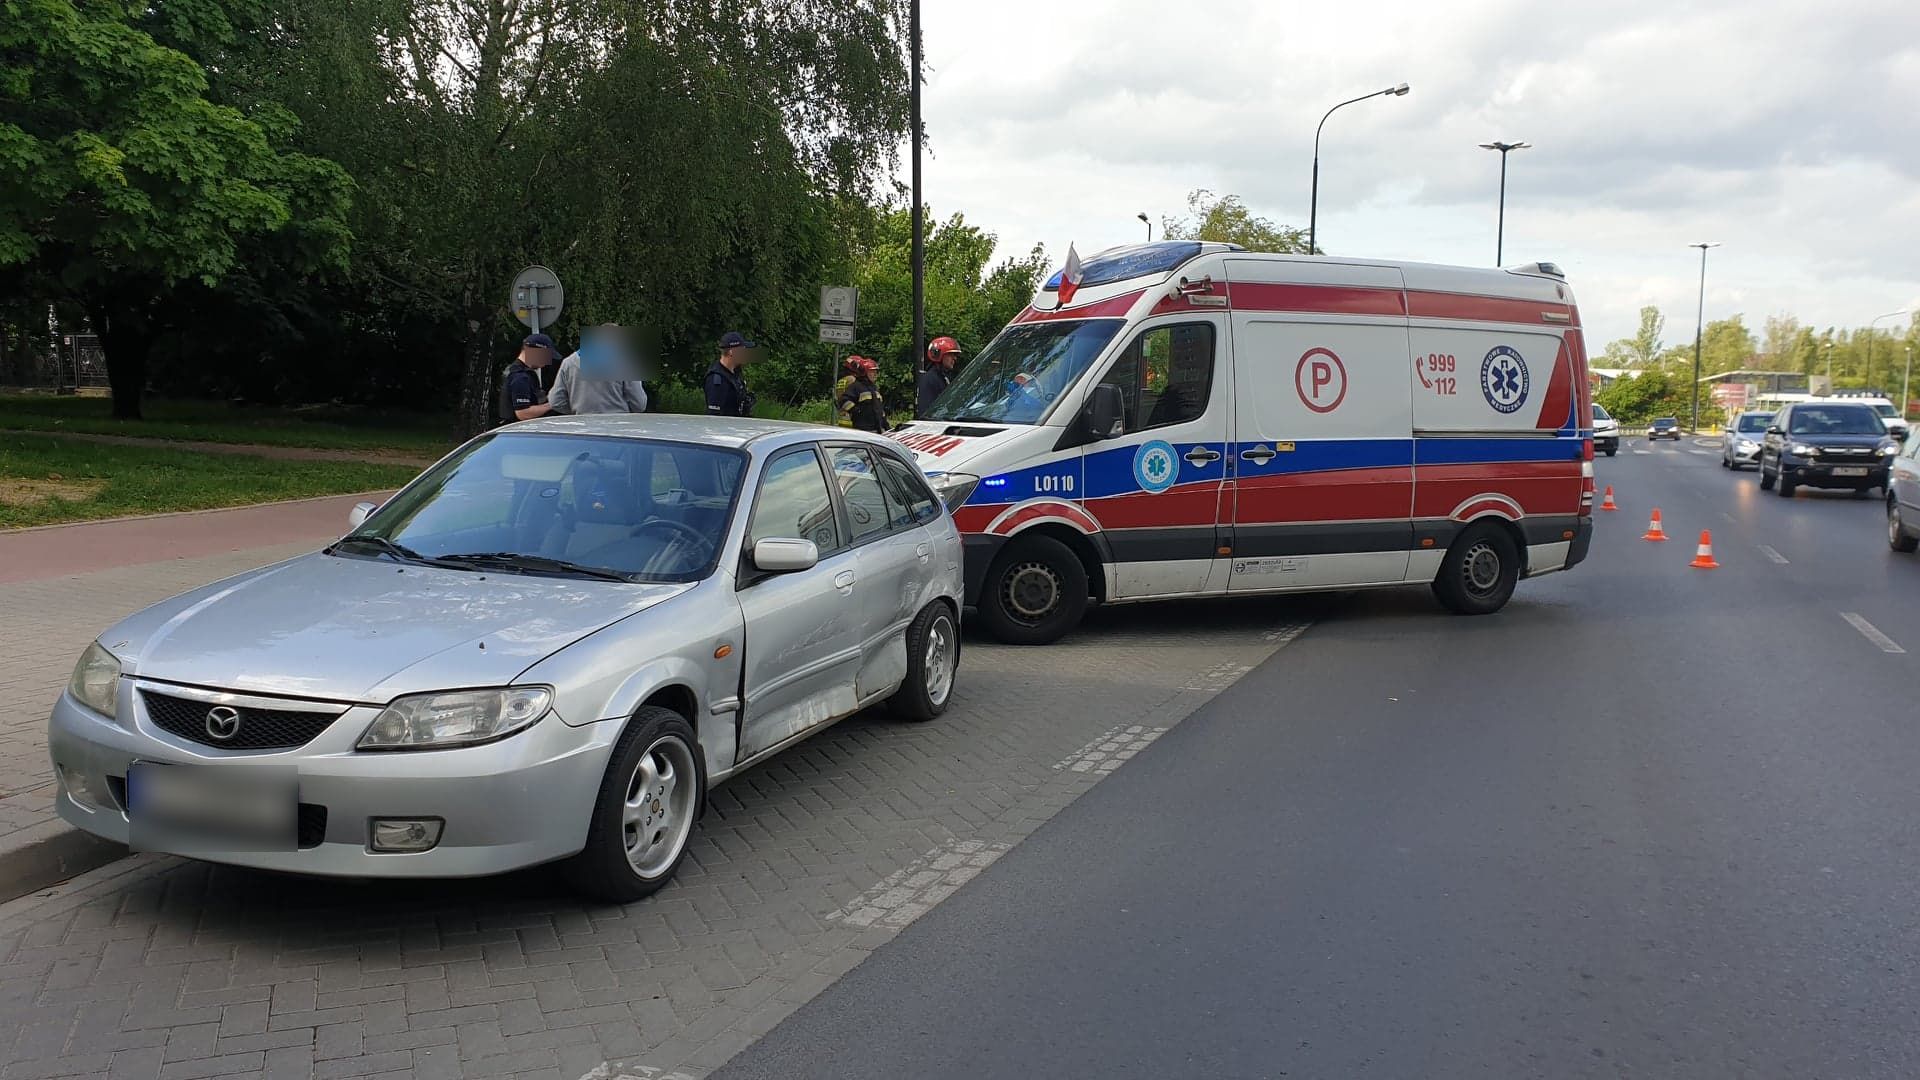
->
[1222,260,1414,592]
[1077,315,1233,600]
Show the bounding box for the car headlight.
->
[358,687,552,750]
[68,642,121,718]
[1737,439,1758,452]
[1882,444,1899,456]
[925,472,981,510]
[1790,444,1816,456]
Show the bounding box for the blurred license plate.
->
[127,762,295,852]
[1833,467,1870,477]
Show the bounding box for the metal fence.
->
[0,333,109,390]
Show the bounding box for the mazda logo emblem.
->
[204,706,241,741]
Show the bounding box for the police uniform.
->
[498,359,546,426]
[704,362,753,417]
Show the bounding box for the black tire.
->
[977,534,1090,645]
[564,707,704,903]
[890,602,960,721]
[1890,500,1919,553]
[1778,473,1796,497]
[1431,522,1521,616]
[1604,447,1617,457]
[1759,465,1775,491]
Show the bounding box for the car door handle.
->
[1184,447,1222,466]
[1240,446,1276,465]
[834,570,856,590]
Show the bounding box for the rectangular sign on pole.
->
[819,286,858,325]
[818,323,855,345]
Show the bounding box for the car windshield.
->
[1653,418,1677,427]
[926,319,1125,425]
[1873,403,1900,418]
[336,432,746,583]
[1592,404,1611,420]
[1787,405,1885,436]
[1735,413,1774,433]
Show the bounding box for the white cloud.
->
[900,0,1920,347]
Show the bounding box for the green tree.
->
[1598,305,1665,368]
[0,0,351,418]
[1161,190,1309,253]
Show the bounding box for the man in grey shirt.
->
[549,324,648,415]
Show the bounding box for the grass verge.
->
[0,435,423,528]
[0,393,455,453]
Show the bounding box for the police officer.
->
[917,335,961,418]
[499,333,557,425]
[704,331,757,417]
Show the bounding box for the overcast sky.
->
[899,0,1920,350]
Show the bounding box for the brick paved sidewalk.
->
[0,594,1322,1080]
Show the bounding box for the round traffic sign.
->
[509,265,564,331]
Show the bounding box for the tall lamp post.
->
[1904,344,1914,421]
[1824,341,1834,393]
[1137,213,1151,241]
[1869,309,1908,393]
[909,0,924,377]
[1477,141,1531,265]
[1308,83,1409,254]
[1688,242,1720,433]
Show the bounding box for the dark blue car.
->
[1648,417,1682,441]
[1759,402,1896,497]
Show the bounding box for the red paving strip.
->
[0,491,396,584]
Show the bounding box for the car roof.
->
[501,413,905,456]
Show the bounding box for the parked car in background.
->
[1825,391,1910,442]
[1888,429,1920,552]
[1759,402,1896,497]
[1721,410,1775,470]
[1648,417,1682,441]
[48,415,965,901]
[1592,403,1620,456]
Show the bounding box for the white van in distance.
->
[893,241,1596,645]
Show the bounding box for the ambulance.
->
[892,241,1596,645]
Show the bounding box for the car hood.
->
[886,420,1029,475]
[104,552,690,703]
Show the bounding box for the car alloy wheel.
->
[622,733,698,879]
[923,610,957,707]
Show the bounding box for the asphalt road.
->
[716,438,1920,1080]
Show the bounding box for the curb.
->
[0,818,128,905]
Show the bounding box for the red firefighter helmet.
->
[926,336,961,363]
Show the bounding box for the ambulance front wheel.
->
[1432,522,1520,616]
[978,534,1089,645]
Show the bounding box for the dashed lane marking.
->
[1633,449,1652,455]
[827,839,1013,931]
[1759,544,1789,564]
[1053,724,1169,775]
[1842,612,1905,654]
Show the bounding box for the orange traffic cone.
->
[1642,509,1668,542]
[1689,530,1720,569]
[1600,485,1618,511]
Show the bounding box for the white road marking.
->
[1263,619,1313,645]
[1053,724,1168,775]
[1758,544,1789,564]
[827,839,1012,930]
[1182,661,1256,691]
[1842,612,1905,654]
[1689,448,1713,456]
[1633,449,1652,455]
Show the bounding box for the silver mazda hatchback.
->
[48,415,964,901]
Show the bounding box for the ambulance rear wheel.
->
[978,535,1088,646]
[1433,523,1519,616]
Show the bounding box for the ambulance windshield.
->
[926,319,1124,425]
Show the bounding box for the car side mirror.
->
[347,501,379,528]
[752,537,819,573]
[1765,426,1783,436]
[1084,384,1126,440]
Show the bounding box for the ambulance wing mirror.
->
[1085,384,1126,440]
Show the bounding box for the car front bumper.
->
[1728,445,1761,464]
[1595,434,1619,452]
[48,687,617,877]
[1780,462,1890,489]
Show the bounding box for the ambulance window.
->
[1100,324,1215,433]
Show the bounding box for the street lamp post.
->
[909,0,924,377]
[1308,83,1409,254]
[1477,141,1531,265]
[1688,242,1720,433]
[1869,310,1909,393]
[1904,344,1914,421]
[1825,341,1834,392]
[1137,213,1151,242]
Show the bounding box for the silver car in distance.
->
[48,415,965,901]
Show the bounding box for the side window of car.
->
[829,446,892,543]
[875,451,939,526]
[1095,323,1216,434]
[748,449,841,554]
